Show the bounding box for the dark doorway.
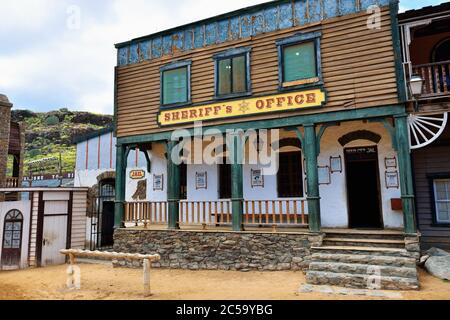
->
[345,147,383,229]
[101,202,115,247]
[1,210,23,269]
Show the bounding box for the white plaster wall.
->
[0,201,31,269]
[318,121,403,229]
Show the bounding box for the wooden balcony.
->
[124,199,308,231]
[5,177,19,188]
[413,60,450,99]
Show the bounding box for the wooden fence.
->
[414,60,450,98]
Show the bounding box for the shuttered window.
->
[217,55,247,96]
[283,41,317,82]
[162,66,189,106]
[433,179,450,223]
[277,152,304,198]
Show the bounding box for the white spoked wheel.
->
[408,112,448,150]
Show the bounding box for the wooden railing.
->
[5,177,19,188]
[124,199,308,229]
[413,60,450,98]
[243,199,308,227]
[125,202,168,226]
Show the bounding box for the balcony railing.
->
[124,199,308,230]
[5,177,19,188]
[413,60,450,98]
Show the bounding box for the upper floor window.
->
[214,47,251,99]
[160,61,191,107]
[276,32,322,89]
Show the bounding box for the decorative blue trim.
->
[116,0,395,66]
[213,47,252,100]
[277,32,323,91]
[160,60,192,108]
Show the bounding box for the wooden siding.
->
[116,8,399,138]
[412,124,450,250]
[71,191,87,249]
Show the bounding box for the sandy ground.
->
[0,263,449,300]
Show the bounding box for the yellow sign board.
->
[158,88,326,126]
[130,170,146,180]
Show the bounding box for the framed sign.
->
[385,157,397,169]
[130,169,146,180]
[251,169,264,188]
[318,166,331,185]
[385,171,399,189]
[153,174,164,191]
[195,172,208,190]
[330,156,342,173]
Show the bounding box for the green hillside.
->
[11,108,113,175]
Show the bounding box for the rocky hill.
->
[11,108,113,174]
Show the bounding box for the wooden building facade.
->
[400,2,450,250]
[114,0,417,236]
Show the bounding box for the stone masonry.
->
[0,94,12,201]
[114,229,324,271]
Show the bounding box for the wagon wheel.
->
[408,112,448,150]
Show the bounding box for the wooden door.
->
[41,215,67,266]
[1,210,23,269]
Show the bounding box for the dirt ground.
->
[0,263,449,300]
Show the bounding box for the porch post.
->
[167,140,180,230]
[394,115,417,234]
[114,143,126,229]
[230,132,244,231]
[304,124,321,232]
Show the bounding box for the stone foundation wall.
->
[114,229,323,271]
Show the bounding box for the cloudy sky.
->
[0,0,444,115]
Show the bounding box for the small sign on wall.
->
[251,169,264,188]
[385,171,399,189]
[130,170,146,180]
[385,157,397,169]
[330,156,342,173]
[195,172,208,190]
[153,174,164,191]
[318,166,331,185]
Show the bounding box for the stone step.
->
[306,270,419,291]
[311,253,417,268]
[311,246,414,257]
[322,229,405,241]
[309,262,417,278]
[323,238,405,249]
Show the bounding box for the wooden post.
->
[394,115,417,234]
[167,140,180,230]
[229,132,244,231]
[143,259,151,297]
[304,124,321,232]
[115,144,126,229]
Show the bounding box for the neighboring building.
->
[399,2,450,250]
[74,127,148,249]
[111,0,422,290]
[0,94,25,201]
[0,188,88,269]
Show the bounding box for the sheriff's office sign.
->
[130,170,146,180]
[158,88,326,126]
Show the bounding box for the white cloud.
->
[0,0,269,114]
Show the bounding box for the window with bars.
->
[277,151,304,198]
[219,162,232,199]
[214,47,251,99]
[276,32,322,89]
[433,179,450,224]
[161,61,191,107]
[180,162,187,200]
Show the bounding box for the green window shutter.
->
[163,67,188,105]
[283,41,317,82]
[218,58,232,95]
[232,55,246,93]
